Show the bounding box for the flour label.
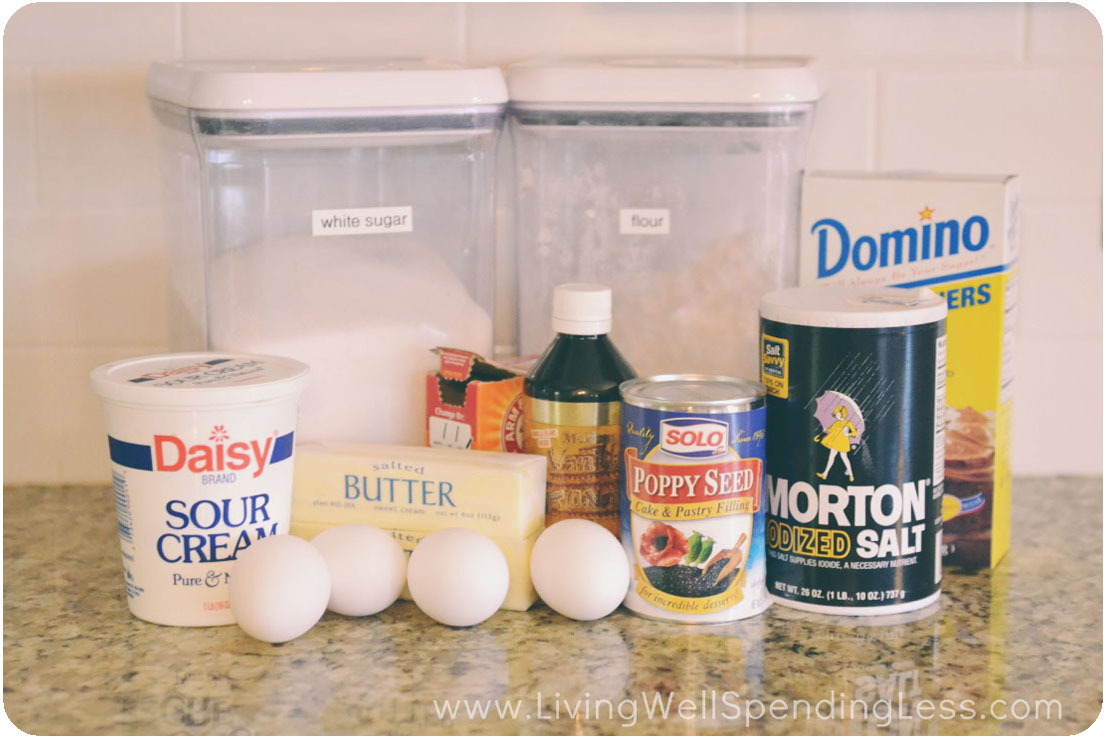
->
[619,208,670,235]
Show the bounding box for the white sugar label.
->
[312,206,413,236]
[620,208,670,235]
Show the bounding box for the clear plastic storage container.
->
[147,61,507,445]
[507,58,818,378]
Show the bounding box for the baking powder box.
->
[425,348,527,452]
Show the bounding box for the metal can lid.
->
[759,286,947,329]
[620,374,766,413]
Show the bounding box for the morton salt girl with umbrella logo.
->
[814,394,863,482]
[759,285,947,616]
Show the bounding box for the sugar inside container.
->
[147,61,507,445]
[507,57,819,378]
[91,353,309,626]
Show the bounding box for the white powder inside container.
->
[208,235,492,445]
[610,234,777,380]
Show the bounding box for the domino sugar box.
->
[799,172,1018,569]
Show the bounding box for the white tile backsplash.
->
[878,65,1103,205]
[1017,202,1103,341]
[805,64,878,170]
[465,2,746,64]
[181,3,466,60]
[3,209,169,348]
[4,67,36,208]
[4,3,179,65]
[1012,336,1103,475]
[2,2,1102,483]
[34,67,162,208]
[747,2,1026,62]
[1027,2,1103,63]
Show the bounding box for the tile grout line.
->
[869,67,881,171]
[736,1,748,54]
[457,2,469,64]
[27,66,41,209]
[174,2,185,60]
[3,344,172,355]
[1019,1,1031,65]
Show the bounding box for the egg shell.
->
[229,534,330,643]
[530,519,630,621]
[407,528,508,627]
[311,524,407,617]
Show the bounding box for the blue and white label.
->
[811,214,990,279]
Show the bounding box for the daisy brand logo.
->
[813,205,990,278]
[107,426,295,479]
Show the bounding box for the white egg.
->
[229,534,330,643]
[311,524,407,617]
[530,519,630,621]
[407,528,508,627]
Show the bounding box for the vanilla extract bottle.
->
[523,283,636,536]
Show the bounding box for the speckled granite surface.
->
[4,478,1101,735]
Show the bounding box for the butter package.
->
[426,347,526,452]
[291,442,546,610]
[799,172,1017,569]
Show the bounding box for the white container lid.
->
[759,286,948,329]
[147,59,508,111]
[507,57,819,107]
[91,353,310,409]
[552,283,613,335]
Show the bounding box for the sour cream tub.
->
[91,353,309,626]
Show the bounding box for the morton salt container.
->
[90,353,309,626]
[506,57,818,379]
[620,375,769,623]
[759,285,947,616]
[147,61,507,446]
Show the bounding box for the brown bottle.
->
[522,283,636,536]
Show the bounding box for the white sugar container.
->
[91,353,309,626]
[146,61,507,446]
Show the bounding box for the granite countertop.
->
[4,478,1101,735]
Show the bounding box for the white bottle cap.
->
[552,283,613,335]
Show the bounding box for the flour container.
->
[506,58,818,378]
[147,61,507,445]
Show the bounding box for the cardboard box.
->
[425,347,527,452]
[799,172,1018,569]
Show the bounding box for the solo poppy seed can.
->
[619,375,769,623]
[759,285,948,616]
